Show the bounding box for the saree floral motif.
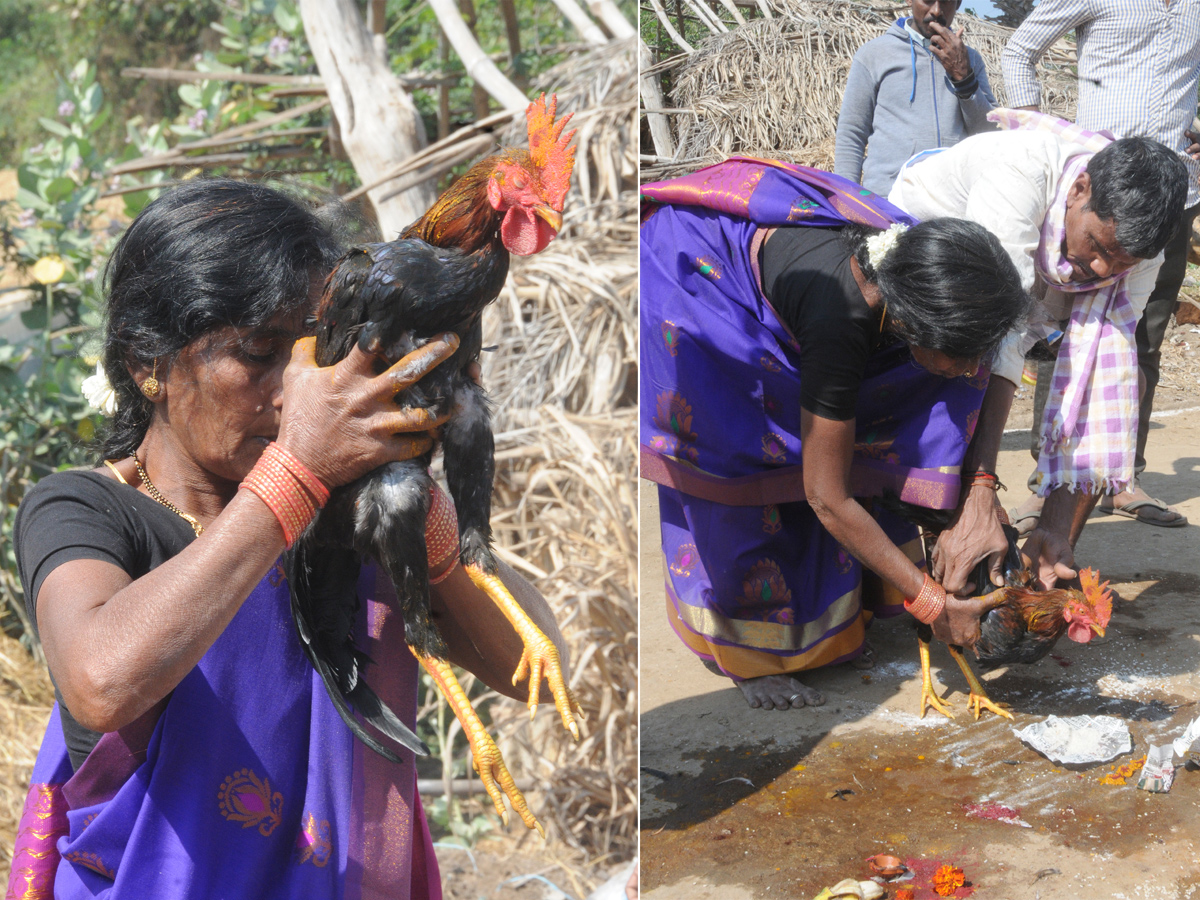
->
[661,320,680,356]
[761,432,788,464]
[296,812,333,867]
[669,543,699,577]
[741,559,792,609]
[218,768,283,837]
[761,505,781,535]
[694,256,721,279]
[653,391,698,443]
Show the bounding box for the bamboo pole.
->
[426,0,529,111]
[647,0,694,53]
[587,0,636,38]
[107,98,330,176]
[343,108,516,203]
[639,39,675,158]
[546,0,610,46]
[713,0,746,26]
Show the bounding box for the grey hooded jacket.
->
[834,18,996,196]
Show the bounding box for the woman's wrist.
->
[904,573,947,624]
[239,442,330,547]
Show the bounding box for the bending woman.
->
[640,159,1028,711]
[9,179,568,898]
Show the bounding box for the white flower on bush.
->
[58,100,76,118]
[82,362,118,416]
[865,223,909,272]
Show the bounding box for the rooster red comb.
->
[526,92,576,210]
[1079,567,1113,628]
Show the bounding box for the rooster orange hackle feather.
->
[526,93,576,210]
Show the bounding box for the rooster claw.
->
[466,563,581,741]
[920,686,956,720]
[472,736,544,837]
[967,693,1013,721]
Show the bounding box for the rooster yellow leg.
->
[918,636,955,720]
[463,563,582,740]
[411,648,545,838]
[946,645,1013,721]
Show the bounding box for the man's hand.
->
[928,22,971,82]
[1020,527,1077,590]
[931,484,1009,594]
[1186,128,1200,160]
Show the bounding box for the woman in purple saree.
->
[640,158,1029,709]
[7,181,567,899]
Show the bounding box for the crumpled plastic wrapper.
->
[1136,744,1176,793]
[1013,715,1132,764]
[1171,715,1200,764]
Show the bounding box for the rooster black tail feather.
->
[284,534,430,761]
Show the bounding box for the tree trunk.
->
[427,0,530,111]
[458,0,494,120]
[300,0,434,235]
[497,0,528,91]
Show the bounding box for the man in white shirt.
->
[889,123,1187,595]
[1002,0,1200,528]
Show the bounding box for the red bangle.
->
[426,482,460,584]
[904,573,947,624]
[239,443,328,547]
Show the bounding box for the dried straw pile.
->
[0,632,54,874]
[644,0,1079,180]
[478,38,639,867]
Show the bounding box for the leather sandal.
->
[1098,495,1188,528]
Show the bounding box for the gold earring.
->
[141,359,161,399]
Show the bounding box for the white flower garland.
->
[865,223,909,272]
[81,362,118,416]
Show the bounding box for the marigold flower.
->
[932,863,965,896]
[31,255,66,284]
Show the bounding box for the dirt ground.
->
[639,397,1200,899]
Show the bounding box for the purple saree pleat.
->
[5,563,436,900]
[640,159,988,679]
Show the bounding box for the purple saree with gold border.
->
[640,158,988,679]
[5,563,440,900]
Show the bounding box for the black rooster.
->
[284,95,579,835]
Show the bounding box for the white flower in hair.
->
[865,223,909,272]
[81,361,118,416]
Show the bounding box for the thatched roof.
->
[642,0,1080,181]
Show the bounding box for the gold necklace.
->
[134,457,203,537]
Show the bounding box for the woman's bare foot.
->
[737,675,825,710]
[699,658,825,710]
[849,640,876,670]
